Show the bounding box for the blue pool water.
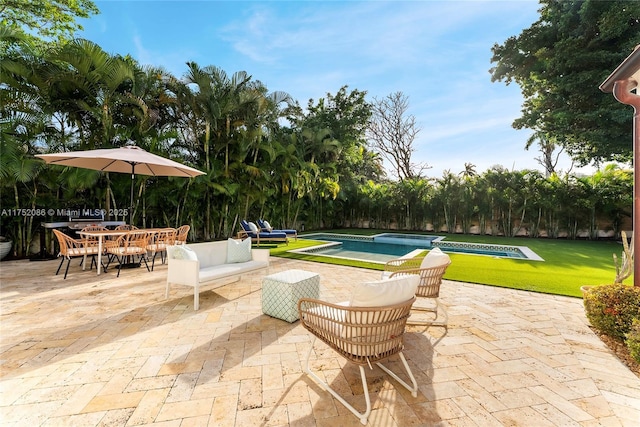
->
[292,233,543,263]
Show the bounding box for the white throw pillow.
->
[248,222,259,233]
[227,238,252,263]
[171,245,197,261]
[349,274,420,307]
[343,275,419,343]
[263,220,273,231]
[420,247,451,269]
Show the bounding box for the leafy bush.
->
[583,283,640,340]
[626,318,640,364]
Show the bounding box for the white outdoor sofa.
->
[166,239,270,310]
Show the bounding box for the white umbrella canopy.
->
[36,145,205,223]
[36,145,204,177]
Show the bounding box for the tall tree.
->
[490,0,640,165]
[367,91,425,180]
[525,132,567,177]
[289,86,372,228]
[45,39,137,149]
[0,30,47,255]
[0,0,99,48]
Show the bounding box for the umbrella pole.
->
[130,164,135,226]
[119,164,138,270]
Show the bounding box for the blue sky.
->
[77,0,599,178]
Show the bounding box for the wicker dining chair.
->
[52,229,104,279]
[105,230,151,277]
[382,248,451,326]
[175,225,190,245]
[298,275,420,425]
[80,225,108,249]
[115,224,139,231]
[146,228,176,270]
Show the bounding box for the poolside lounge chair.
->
[298,274,420,425]
[238,220,288,246]
[257,219,297,241]
[382,248,451,327]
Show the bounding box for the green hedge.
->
[583,283,640,340]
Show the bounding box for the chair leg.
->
[141,254,150,272]
[375,352,418,398]
[105,254,114,270]
[63,258,72,279]
[303,337,371,425]
[55,257,65,276]
[115,255,123,277]
[407,298,448,327]
[151,253,157,271]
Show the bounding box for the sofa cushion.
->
[227,237,252,263]
[199,260,267,282]
[349,274,419,307]
[171,245,198,261]
[420,247,450,269]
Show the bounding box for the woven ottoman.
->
[262,269,320,322]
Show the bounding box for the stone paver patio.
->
[1,255,639,426]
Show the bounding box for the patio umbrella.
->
[36,145,205,224]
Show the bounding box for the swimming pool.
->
[291,233,544,263]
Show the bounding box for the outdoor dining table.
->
[78,228,167,275]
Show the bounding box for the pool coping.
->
[291,232,545,262]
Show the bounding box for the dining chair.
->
[105,230,150,277]
[146,228,176,270]
[115,224,139,231]
[52,229,104,279]
[175,225,190,245]
[79,225,108,249]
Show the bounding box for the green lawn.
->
[265,229,632,298]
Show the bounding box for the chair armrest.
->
[237,230,249,239]
[251,248,270,264]
[167,258,200,286]
[298,297,416,331]
[299,298,348,326]
[383,257,423,272]
[387,262,450,278]
[389,262,450,297]
[299,297,416,364]
[298,298,350,344]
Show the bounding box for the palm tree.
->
[581,164,633,238]
[525,131,566,177]
[460,162,477,179]
[178,63,245,238]
[433,170,461,233]
[0,29,48,256]
[45,39,136,149]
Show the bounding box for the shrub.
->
[583,283,640,340]
[626,318,640,364]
